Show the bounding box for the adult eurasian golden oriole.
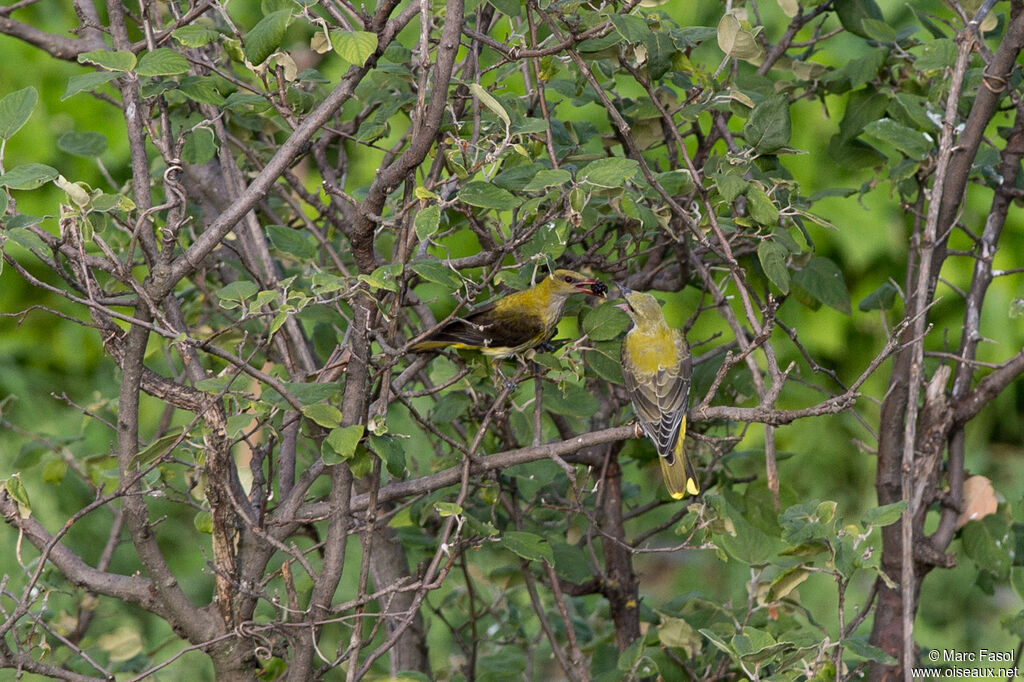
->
[411,269,606,361]
[618,286,699,499]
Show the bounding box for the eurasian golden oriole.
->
[411,269,606,361]
[618,286,699,499]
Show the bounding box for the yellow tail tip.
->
[659,453,699,500]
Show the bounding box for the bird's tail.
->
[410,340,452,352]
[660,418,699,499]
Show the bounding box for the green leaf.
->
[434,502,463,517]
[732,627,787,663]
[659,617,702,656]
[182,126,217,165]
[323,425,365,464]
[0,87,37,140]
[432,393,470,423]
[267,224,315,260]
[962,515,1012,579]
[216,280,259,308]
[581,302,630,341]
[54,175,92,208]
[78,49,137,72]
[551,542,591,583]
[62,71,119,100]
[368,434,406,476]
[766,567,810,601]
[842,636,897,664]
[914,38,956,73]
[173,24,221,47]
[57,131,108,157]
[414,204,441,240]
[586,340,624,384]
[655,168,695,195]
[244,10,292,66]
[542,384,599,418]
[859,281,899,311]
[746,187,779,225]
[332,30,378,67]
[713,499,787,565]
[5,227,49,253]
[194,511,213,534]
[834,90,890,145]
[487,0,520,17]
[4,474,31,518]
[132,427,186,467]
[644,29,677,80]
[888,94,938,134]
[617,638,646,672]
[500,530,553,562]
[522,169,572,192]
[792,257,851,314]
[826,50,887,91]
[862,118,933,161]
[609,13,652,44]
[757,240,790,294]
[521,220,568,260]
[469,83,510,131]
[302,404,342,428]
[834,0,886,39]
[0,163,59,190]
[276,382,340,406]
[457,181,522,210]
[860,17,897,43]
[579,157,640,188]
[717,13,763,62]
[410,259,462,289]
[743,94,791,154]
[178,76,226,105]
[1011,567,1024,603]
[861,500,907,527]
[136,48,190,76]
[224,92,272,112]
[1003,611,1024,639]
[358,263,403,292]
[715,173,748,203]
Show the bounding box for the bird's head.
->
[615,284,665,326]
[548,269,606,298]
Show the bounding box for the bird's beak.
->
[614,283,633,312]
[573,277,607,297]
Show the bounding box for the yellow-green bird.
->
[618,286,699,499]
[411,269,606,361]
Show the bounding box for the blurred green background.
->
[1,0,1023,678]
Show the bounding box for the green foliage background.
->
[0,0,1023,679]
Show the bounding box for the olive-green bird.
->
[411,269,606,361]
[618,286,699,499]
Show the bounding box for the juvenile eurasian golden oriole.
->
[411,269,606,360]
[618,286,699,499]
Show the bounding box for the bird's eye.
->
[564,276,573,283]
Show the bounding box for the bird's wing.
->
[425,303,546,351]
[622,330,691,458]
